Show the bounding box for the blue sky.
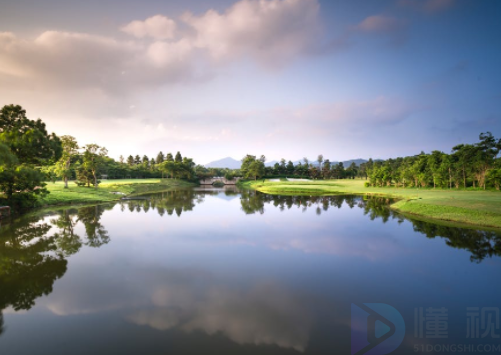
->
[0,0,499,164]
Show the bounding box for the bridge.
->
[199,177,241,185]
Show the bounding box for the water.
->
[0,187,500,355]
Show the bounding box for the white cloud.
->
[0,0,323,96]
[182,0,321,66]
[121,15,177,40]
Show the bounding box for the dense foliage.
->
[239,156,361,180]
[0,105,62,210]
[364,132,501,190]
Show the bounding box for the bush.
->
[364,182,370,188]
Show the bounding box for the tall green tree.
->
[0,105,62,210]
[156,151,165,164]
[0,105,62,165]
[81,144,108,189]
[54,136,79,188]
[317,154,323,173]
[241,155,265,180]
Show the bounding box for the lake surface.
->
[1,187,500,355]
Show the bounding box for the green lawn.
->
[240,179,501,229]
[40,179,196,206]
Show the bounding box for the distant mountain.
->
[205,157,241,169]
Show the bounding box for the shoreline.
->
[36,179,197,209]
[238,179,501,230]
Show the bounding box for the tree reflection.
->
[0,216,67,336]
[77,206,110,248]
[411,220,501,263]
[119,189,201,217]
[238,191,501,263]
[0,205,111,336]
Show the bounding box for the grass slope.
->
[41,179,196,206]
[240,179,501,229]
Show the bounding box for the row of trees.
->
[364,133,501,189]
[239,154,360,180]
[49,140,198,186]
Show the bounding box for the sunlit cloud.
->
[121,15,177,40]
[0,0,323,95]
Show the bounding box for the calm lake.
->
[1,187,500,355]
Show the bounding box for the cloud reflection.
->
[127,281,311,352]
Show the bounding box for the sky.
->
[0,0,500,164]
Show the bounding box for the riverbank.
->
[240,179,501,229]
[40,179,196,207]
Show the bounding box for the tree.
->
[0,105,62,165]
[474,132,501,189]
[156,151,165,164]
[427,150,443,189]
[54,136,79,188]
[0,105,62,210]
[166,153,174,162]
[134,155,141,165]
[127,155,134,166]
[81,144,108,189]
[241,155,265,180]
[175,151,183,163]
[317,154,323,172]
[280,159,286,174]
[452,144,476,188]
[323,159,332,179]
[286,160,295,175]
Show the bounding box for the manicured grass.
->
[240,179,501,229]
[40,179,196,206]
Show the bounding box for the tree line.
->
[0,105,200,211]
[47,138,198,186]
[363,132,501,190]
[239,154,361,180]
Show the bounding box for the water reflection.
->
[239,190,399,222]
[126,277,311,351]
[1,188,501,353]
[0,205,111,336]
[239,191,501,263]
[412,220,501,263]
[0,216,67,335]
[121,189,201,217]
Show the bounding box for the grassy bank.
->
[240,179,501,229]
[40,179,196,207]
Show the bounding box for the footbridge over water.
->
[199,177,241,185]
